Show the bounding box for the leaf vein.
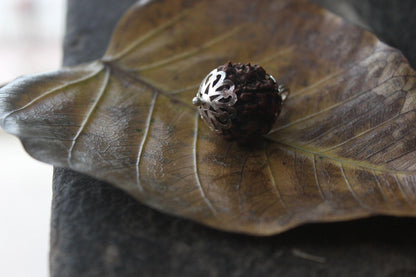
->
[267,137,416,175]
[372,169,389,202]
[313,154,326,201]
[104,10,190,62]
[339,163,373,211]
[363,129,411,160]
[290,69,345,98]
[67,67,110,167]
[264,142,288,210]
[193,112,217,215]
[136,92,158,192]
[272,74,408,133]
[393,175,413,206]
[385,145,416,164]
[299,87,402,147]
[288,48,396,99]
[135,25,244,71]
[1,66,104,127]
[322,110,409,153]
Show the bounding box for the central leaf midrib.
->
[268,136,415,175]
[105,62,196,110]
[107,62,415,176]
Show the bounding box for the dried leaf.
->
[1,0,416,235]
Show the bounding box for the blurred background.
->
[1,0,415,276]
[0,0,65,276]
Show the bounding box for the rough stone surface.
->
[51,1,416,276]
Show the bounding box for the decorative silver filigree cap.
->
[192,68,237,133]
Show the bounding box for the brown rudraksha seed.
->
[192,62,289,141]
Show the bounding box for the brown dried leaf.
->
[1,0,416,235]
